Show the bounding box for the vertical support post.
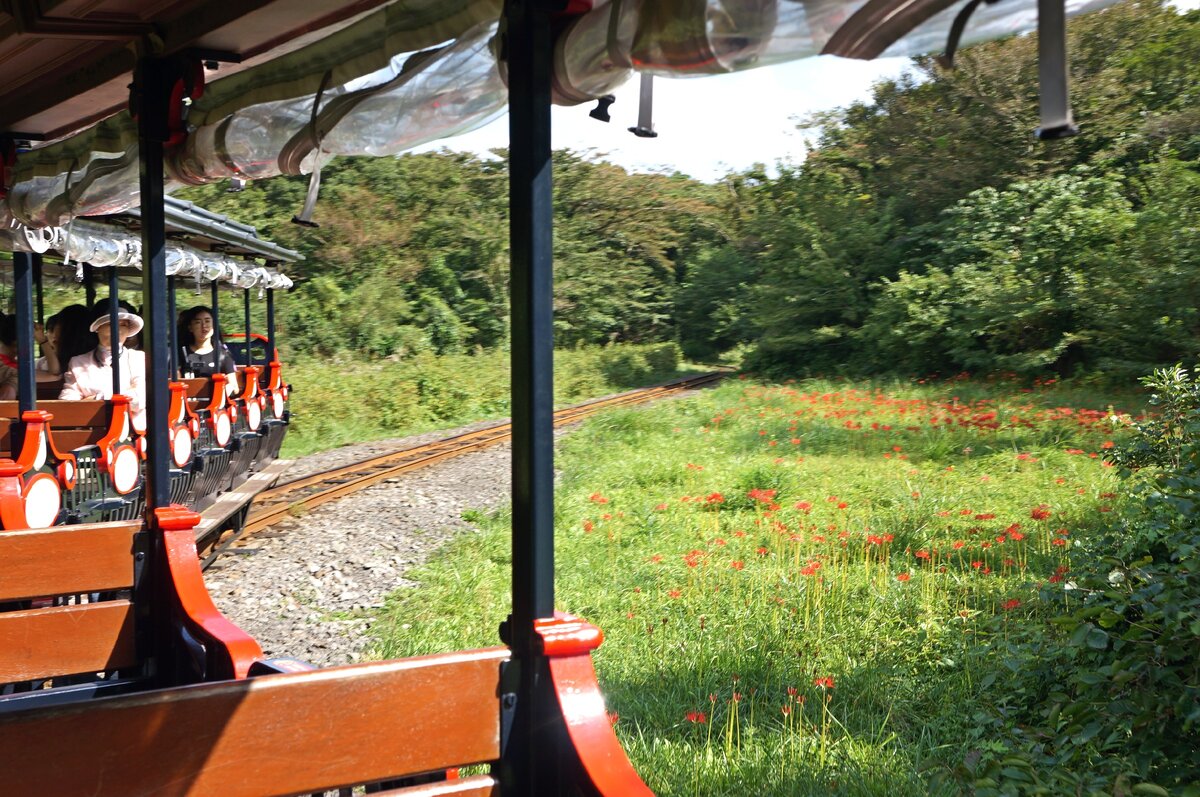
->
[109,267,121,397]
[266,288,277,362]
[133,56,178,516]
[242,288,251,367]
[13,251,36,416]
[210,280,222,373]
[501,1,559,795]
[1035,0,1078,139]
[167,276,177,379]
[83,263,96,308]
[32,253,43,326]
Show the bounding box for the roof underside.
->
[0,0,390,140]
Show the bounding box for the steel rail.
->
[230,372,723,543]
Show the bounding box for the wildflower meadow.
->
[374,375,1198,795]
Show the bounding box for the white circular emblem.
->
[23,474,61,528]
[215,413,232,447]
[172,427,193,467]
[112,446,140,494]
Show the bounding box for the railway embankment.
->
[206,423,517,666]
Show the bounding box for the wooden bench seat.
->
[0,650,508,796]
[0,400,112,452]
[0,521,142,685]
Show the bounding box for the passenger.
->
[0,315,19,400]
[53,303,99,368]
[178,305,236,389]
[59,307,146,428]
[33,312,60,375]
[0,313,62,400]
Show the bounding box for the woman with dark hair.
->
[177,305,236,379]
[34,303,93,376]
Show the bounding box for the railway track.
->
[200,372,723,565]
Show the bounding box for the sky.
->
[412,0,1199,183]
[412,55,913,183]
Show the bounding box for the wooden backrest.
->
[0,521,142,683]
[37,378,64,400]
[0,417,11,457]
[0,399,112,451]
[0,648,508,797]
[182,377,211,400]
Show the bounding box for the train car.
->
[0,0,1099,794]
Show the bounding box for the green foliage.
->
[282,342,695,456]
[964,366,1200,792]
[682,0,1200,380]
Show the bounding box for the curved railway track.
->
[199,371,724,565]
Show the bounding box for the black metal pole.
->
[32,253,43,326]
[83,263,96,308]
[502,1,558,794]
[109,266,121,397]
[266,288,276,362]
[242,288,251,367]
[167,276,177,379]
[210,279,221,373]
[134,56,176,514]
[13,251,36,415]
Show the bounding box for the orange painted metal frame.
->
[156,505,263,679]
[536,614,655,796]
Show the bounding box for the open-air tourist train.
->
[0,0,1106,794]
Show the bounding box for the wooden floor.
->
[194,459,293,543]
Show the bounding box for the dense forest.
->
[177,0,1199,380]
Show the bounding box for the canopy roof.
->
[0,0,1114,231]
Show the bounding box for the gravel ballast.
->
[207,426,516,667]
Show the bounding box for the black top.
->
[181,344,236,377]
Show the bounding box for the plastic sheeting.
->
[6,220,294,290]
[1,0,1117,229]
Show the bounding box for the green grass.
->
[278,342,700,457]
[370,376,1143,795]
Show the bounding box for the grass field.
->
[371,376,1143,795]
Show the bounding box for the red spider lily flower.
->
[959,509,973,516]
[786,686,798,697]
[981,542,992,549]
[582,520,594,533]
[1055,478,1068,484]
[647,554,663,564]
[995,535,1006,544]
[827,495,839,503]
[589,493,609,504]
[1101,441,1115,449]
[795,501,813,512]
[1005,522,1021,534]
[790,438,802,444]
[686,711,708,724]
[781,705,792,716]
[1100,492,1116,499]
[1099,506,1112,512]
[812,677,835,689]
[714,538,727,547]
[837,502,849,510]
[974,513,996,520]
[952,541,966,550]
[896,573,911,582]
[1030,506,1052,521]
[668,589,682,599]
[706,492,725,505]
[1052,538,1068,547]
[654,503,668,511]
[686,463,704,471]
[1066,448,1085,455]
[915,550,931,560]
[732,692,743,703]
[709,693,718,704]
[1102,461,1114,468]
[601,513,612,521]
[730,560,745,571]
[1003,599,1021,611]
[747,488,778,502]
[938,510,952,517]
[1003,558,1015,567]
[608,712,619,726]
[756,547,769,556]
[971,561,984,569]
[1048,574,1063,583]
[982,567,992,574]
[1008,530,1025,541]
[883,534,894,543]
[893,446,903,452]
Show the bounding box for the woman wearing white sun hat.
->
[59,304,146,428]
